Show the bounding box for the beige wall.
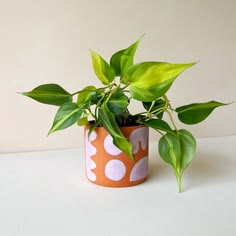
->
[1,0,235,152]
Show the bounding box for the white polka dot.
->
[105,160,126,181]
[104,134,122,156]
[130,157,148,181]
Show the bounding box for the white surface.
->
[0,136,236,236]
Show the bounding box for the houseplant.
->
[19,36,227,192]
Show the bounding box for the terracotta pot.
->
[84,125,149,187]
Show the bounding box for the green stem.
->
[147,101,156,114]
[71,86,109,97]
[174,171,182,193]
[71,90,81,96]
[105,90,114,103]
[166,110,178,130]
[88,108,96,121]
[156,129,164,136]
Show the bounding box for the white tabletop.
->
[0,136,236,236]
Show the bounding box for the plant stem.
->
[71,89,96,96]
[105,90,114,103]
[71,86,109,97]
[174,171,182,193]
[71,90,81,96]
[150,107,165,115]
[166,110,178,130]
[88,108,96,121]
[147,101,156,113]
[156,129,165,136]
[162,95,178,130]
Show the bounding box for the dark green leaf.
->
[110,35,143,76]
[107,90,129,115]
[88,120,101,137]
[176,101,227,124]
[177,129,196,170]
[158,129,197,192]
[48,102,82,135]
[89,49,115,85]
[143,119,175,135]
[98,104,133,160]
[19,84,72,106]
[98,104,123,139]
[158,133,181,168]
[123,62,196,101]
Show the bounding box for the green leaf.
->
[143,119,175,135]
[159,132,182,192]
[110,35,143,76]
[77,86,97,108]
[88,120,101,137]
[158,129,197,192]
[142,99,165,119]
[89,49,115,85]
[107,90,129,115]
[98,104,133,160]
[177,129,196,171]
[176,101,227,124]
[98,104,123,139]
[19,84,72,106]
[48,102,82,135]
[77,117,89,126]
[123,62,196,101]
[158,133,181,168]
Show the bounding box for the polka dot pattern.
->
[84,125,149,187]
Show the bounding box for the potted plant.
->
[19,36,228,192]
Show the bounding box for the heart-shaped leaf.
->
[123,62,196,101]
[158,132,181,168]
[110,35,143,76]
[158,129,196,192]
[176,101,227,124]
[108,90,129,115]
[19,84,72,106]
[177,129,196,171]
[89,49,115,85]
[48,102,82,135]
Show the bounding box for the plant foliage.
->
[20,36,228,192]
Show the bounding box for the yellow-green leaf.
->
[89,49,115,85]
[48,102,82,135]
[123,62,196,101]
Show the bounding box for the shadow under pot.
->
[84,125,149,187]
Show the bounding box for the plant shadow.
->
[147,149,234,191]
[183,150,234,191]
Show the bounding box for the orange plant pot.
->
[84,125,149,187]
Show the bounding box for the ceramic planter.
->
[84,125,149,187]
